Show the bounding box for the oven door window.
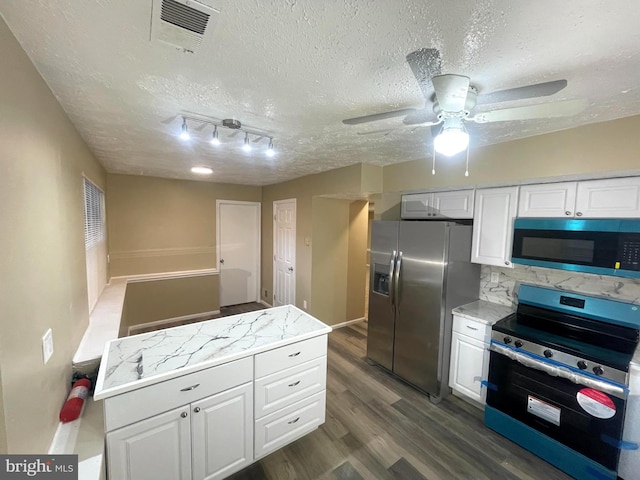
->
[486,351,625,471]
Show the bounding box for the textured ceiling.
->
[2,1,640,186]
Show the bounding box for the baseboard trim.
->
[331,317,366,329]
[259,300,273,308]
[127,310,220,335]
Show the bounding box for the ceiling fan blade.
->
[477,79,568,105]
[342,108,417,125]
[402,108,438,125]
[406,48,441,99]
[432,74,470,112]
[470,98,587,123]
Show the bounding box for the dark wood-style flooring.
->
[230,321,572,480]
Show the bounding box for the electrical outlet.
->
[491,272,500,284]
[303,300,308,310]
[42,328,53,364]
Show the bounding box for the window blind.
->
[83,178,105,250]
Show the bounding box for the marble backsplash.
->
[480,265,640,307]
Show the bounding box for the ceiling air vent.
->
[151,0,219,53]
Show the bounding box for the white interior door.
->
[273,199,296,307]
[218,200,261,307]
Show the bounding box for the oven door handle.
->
[490,342,628,399]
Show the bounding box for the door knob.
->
[220,259,224,264]
[288,266,294,272]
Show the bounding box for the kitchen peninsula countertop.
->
[452,300,515,326]
[94,305,332,400]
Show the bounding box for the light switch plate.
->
[491,272,500,283]
[42,328,53,364]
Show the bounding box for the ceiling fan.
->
[342,48,586,157]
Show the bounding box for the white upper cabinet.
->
[575,177,640,218]
[401,190,474,219]
[471,186,519,268]
[518,182,578,217]
[518,177,640,218]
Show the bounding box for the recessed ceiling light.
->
[242,132,252,152]
[191,166,213,175]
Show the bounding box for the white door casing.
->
[217,200,261,307]
[273,199,296,307]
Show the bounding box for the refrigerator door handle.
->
[389,250,397,306]
[394,251,403,306]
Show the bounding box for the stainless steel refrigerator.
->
[367,220,480,402]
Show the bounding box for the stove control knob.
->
[577,361,588,370]
[503,337,512,344]
[593,366,604,376]
[514,340,523,348]
[543,349,553,358]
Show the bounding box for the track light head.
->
[266,138,275,157]
[242,132,251,152]
[180,117,190,140]
[210,125,220,145]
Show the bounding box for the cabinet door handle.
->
[565,211,571,216]
[288,380,301,387]
[466,325,479,331]
[180,384,200,392]
[288,417,300,424]
[180,412,188,418]
[576,211,583,216]
[288,352,301,358]
[194,407,201,413]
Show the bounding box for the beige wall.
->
[120,275,220,335]
[346,201,369,321]
[0,17,106,453]
[383,115,640,195]
[107,174,261,277]
[311,198,350,324]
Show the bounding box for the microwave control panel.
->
[619,234,640,270]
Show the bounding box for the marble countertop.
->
[452,300,515,326]
[94,305,332,400]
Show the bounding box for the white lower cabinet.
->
[104,335,329,480]
[107,383,252,480]
[107,405,192,480]
[449,315,491,405]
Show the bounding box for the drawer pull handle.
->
[288,417,300,425]
[288,352,301,358]
[466,325,479,331]
[180,412,188,418]
[180,384,200,392]
[288,381,301,387]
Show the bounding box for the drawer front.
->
[255,356,327,418]
[254,391,326,459]
[255,335,327,378]
[452,315,489,343]
[104,356,253,431]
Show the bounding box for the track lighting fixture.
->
[242,132,251,152]
[210,125,220,145]
[176,114,275,157]
[180,117,190,140]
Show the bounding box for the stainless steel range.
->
[485,284,640,480]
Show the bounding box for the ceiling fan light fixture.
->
[434,119,469,157]
[191,166,213,175]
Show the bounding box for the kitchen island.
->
[94,305,332,480]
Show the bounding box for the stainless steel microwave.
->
[511,218,640,278]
